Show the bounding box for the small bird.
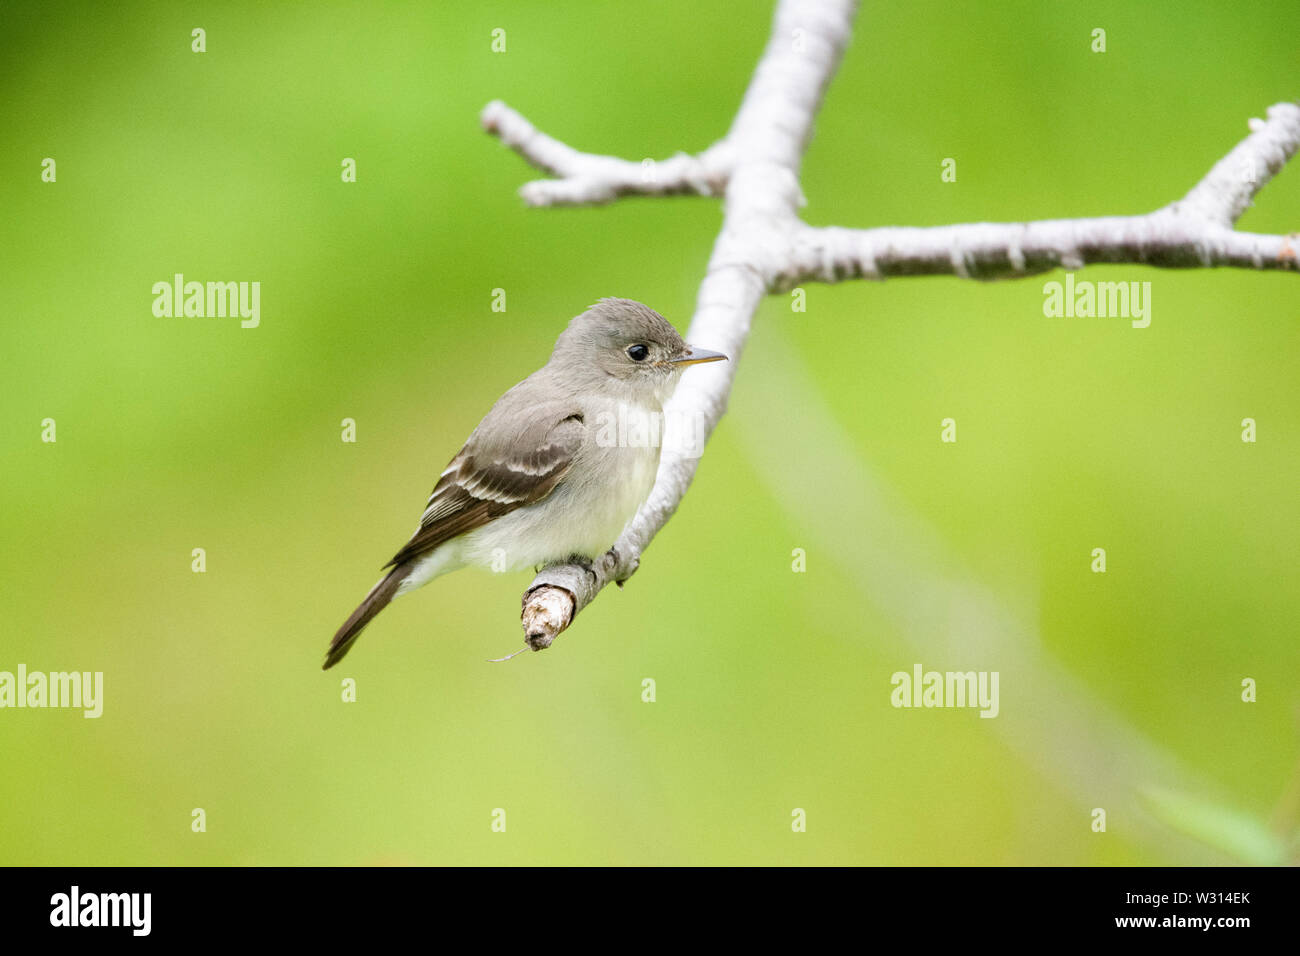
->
[322,298,726,669]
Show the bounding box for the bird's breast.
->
[573,401,663,547]
[458,402,664,570]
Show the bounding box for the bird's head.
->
[552,298,727,403]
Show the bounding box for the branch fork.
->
[482,0,1299,652]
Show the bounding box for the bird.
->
[322,298,727,669]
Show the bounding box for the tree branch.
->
[784,101,1300,285]
[483,0,1299,651]
[480,100,733,205]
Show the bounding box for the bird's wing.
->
[383,393,586,569]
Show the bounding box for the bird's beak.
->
[669,346,728,367]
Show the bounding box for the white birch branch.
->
[481,100,734,205]
[483,0,1299,650]
[783,102,1300,285]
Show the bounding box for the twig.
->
[482,0,1299,649]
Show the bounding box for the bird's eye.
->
[626,344,650,362]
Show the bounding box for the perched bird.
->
[322,298,726,669]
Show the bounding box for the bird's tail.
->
[323,560,414,670]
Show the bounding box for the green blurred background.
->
[2,0,1297,865]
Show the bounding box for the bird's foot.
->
[608,547,640,588]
